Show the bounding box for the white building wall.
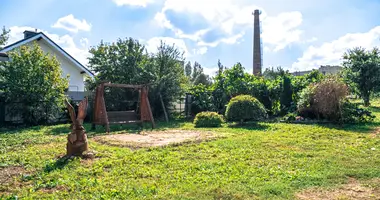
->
[26,40,87,92]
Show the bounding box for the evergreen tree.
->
[280,75,293,110]
[0,26,10,49]
[185,61,192,77]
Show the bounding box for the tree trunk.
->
[363,94,370,107]
[159,93,169,122]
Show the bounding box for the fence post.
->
[179,97,182,115]
[0,102,4,126]
[45,103,48,125]
[185,93,192,118]
[184,94,188,117]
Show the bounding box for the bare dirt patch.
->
[370,127,380,138]
[0,166,33,195]
[93,129,217,148]
[296,178,380,200]
[0,166,26,186]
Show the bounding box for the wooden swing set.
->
[91,82,155,132]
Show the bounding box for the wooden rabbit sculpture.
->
[65,97,89,156]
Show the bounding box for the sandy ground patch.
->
[0,166,32,195]
[94,129,216,148]
[371,127,380,138]
[0,166,25,186]
[296,178,380,200]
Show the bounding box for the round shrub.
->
[297,77,351,122]
[225,95,267,123]
[194,112,223,127]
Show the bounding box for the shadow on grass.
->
[279,102,380,134]
[368,106,380,113]
[0,125,46,135]
[316,121,380,133]
[45,120,188,137]
[284,119,380,134]
[226,122,271,131]
[44,156,73,173]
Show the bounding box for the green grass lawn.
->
[1,101,380,199]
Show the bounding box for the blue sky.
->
[1,0,380,75]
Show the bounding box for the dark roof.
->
[0,52,8,57]
[1,32,94,77]
[1,35,33,51]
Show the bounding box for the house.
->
[0,52,10,61]
[0,30,94,100]
[319,65,342,75]
[291,65,342,76]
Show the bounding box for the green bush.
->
[225,95,267,123]
[189,84,215,116]
[283,112,297,122]
[341,101,375,123]
[297,85,315,111]
[295,76,375,123]
[194,112,223,127]
[280,75,293,110]
[1,43,68,125]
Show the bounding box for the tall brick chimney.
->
[253,9,262,76]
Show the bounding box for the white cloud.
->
[80,38,89,47]
[52,14,92,33]
[262,11,303,52]
[197,32,245,47]
[145,37,189,58]
[161,0,263,27]
[193,47,208,55]
[154,12,209,42]
[112,0,154,7]
[7,26,90,66]
[304,37,318,44]
[154,0,305,50]
[203,67,218,77]
[292,26,380,72]
[154,0,256,47]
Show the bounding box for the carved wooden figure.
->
[65,97,89,156]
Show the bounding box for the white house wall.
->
[37,40,86,92]
[23,40,87,92]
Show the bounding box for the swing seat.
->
[107,111,141,124]
[92,83,155,132]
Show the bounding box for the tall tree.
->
[192,61,202,82]
[190,61,212,85]
[185,61,192,77]
[193,73,212,86]
[87,38,149,111]
[342,47,380,106]
[149,41,186,118]
[217,59,224,75]
[263,66,287,80]
[88,38,148,85]
[88,38,186,117]
[0,26,10,49]
[280,75,293,110]
[0,42,69,125]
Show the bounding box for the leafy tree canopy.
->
[342,47,380,106]
[0,26,10,49]
[0,42,69,125]
[87,38,186,117]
